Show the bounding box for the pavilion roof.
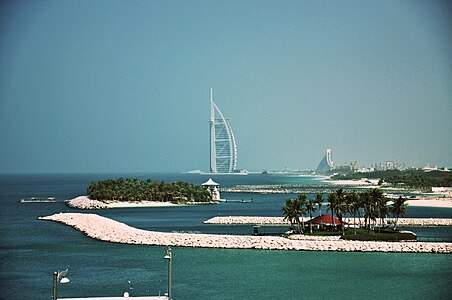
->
[307,214,341,225]
[201,178,219,186]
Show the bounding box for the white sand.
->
[104,201,178,208]
[405,199,452,208]
[66,196,179,209]
[322,179,379,186]
[40,213,452,253]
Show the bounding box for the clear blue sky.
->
[0,0,451,173]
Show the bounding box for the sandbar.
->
[67,196,179,209]
[405,199,452,208]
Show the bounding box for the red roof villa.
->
[307,214,341,228]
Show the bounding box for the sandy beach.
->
[323,178,380,186]
[40,213,452,253]
[66,196,179,209]
[405,198,452,208]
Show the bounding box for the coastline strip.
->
[204,216,452,226]
[40,213,451,253]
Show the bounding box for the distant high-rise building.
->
[315,148,334,174]
[209,89,237,173]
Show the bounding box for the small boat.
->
[19,197,56,203]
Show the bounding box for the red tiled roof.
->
[307,214,341,225]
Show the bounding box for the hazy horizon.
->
[1,0,451,173]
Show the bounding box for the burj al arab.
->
[209,89,237,173]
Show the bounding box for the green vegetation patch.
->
[340,228,416,242]
[87,178,212,203]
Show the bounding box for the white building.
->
[202,178,221,201]
[209,89,237,173]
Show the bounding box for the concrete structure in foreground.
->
[315,148,334,174]
[209,89,237,173]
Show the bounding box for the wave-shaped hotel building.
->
[315,148,334,174]
[209,89,237,173]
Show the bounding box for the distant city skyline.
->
[0,0,451,173]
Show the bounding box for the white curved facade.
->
[315,148,334,174]
[210,89,237,173]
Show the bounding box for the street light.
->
[53,269,69,300]
[163,247,172,300]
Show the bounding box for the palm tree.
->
[333,189,347,236]
[297,194,308,233]
[305,198,317,233]
[315,193,323,216]
[391,196,407,230]
[327,193,337,231]
[368,188,387,232]
[346,191,359,235]
[283,198,298,231]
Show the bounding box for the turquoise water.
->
[1,173,451,299]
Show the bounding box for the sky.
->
[0,0,451,173]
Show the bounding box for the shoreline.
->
[66,196,215,209]
[40,213,452,253]
[204,216,452,226]
[405,199,452,208]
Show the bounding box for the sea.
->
[0,173,451,300]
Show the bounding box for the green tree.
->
[297,194,308,233]
[391,196,407,230]
[315,193,323,216]
[333,189,347,236]
[346,191,360,235]
[327,193,337,231]
[368,188,387,232]
[283,198,300,232]
[305,198,317,234]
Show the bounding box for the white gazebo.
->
[202,178,220,201]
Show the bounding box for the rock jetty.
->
[40,213,451,253]
[204,216,452,227]
[204,216,289,225]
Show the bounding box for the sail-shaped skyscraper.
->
[315,148,334,174]
[209,89,237,173]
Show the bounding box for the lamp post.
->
[163,247,172,300]
[53,269,69,300]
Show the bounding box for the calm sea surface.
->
[0,173,451,299]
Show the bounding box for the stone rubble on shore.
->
[204,216,452,227]
[204,216,290,225]
[288,234,341,241]
[39,213,452,254]
[66,196,109,209]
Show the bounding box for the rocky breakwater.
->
[206,216,452,227]
[204,216,290,225]
[66,196,109,209]
[40,213,452,253]
[343,217,452,227]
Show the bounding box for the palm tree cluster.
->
[283,194,321,234]
[87,178,212,203]
[283,189,408,236]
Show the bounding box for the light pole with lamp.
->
[53,269,70,300]
[163,247,172,300]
